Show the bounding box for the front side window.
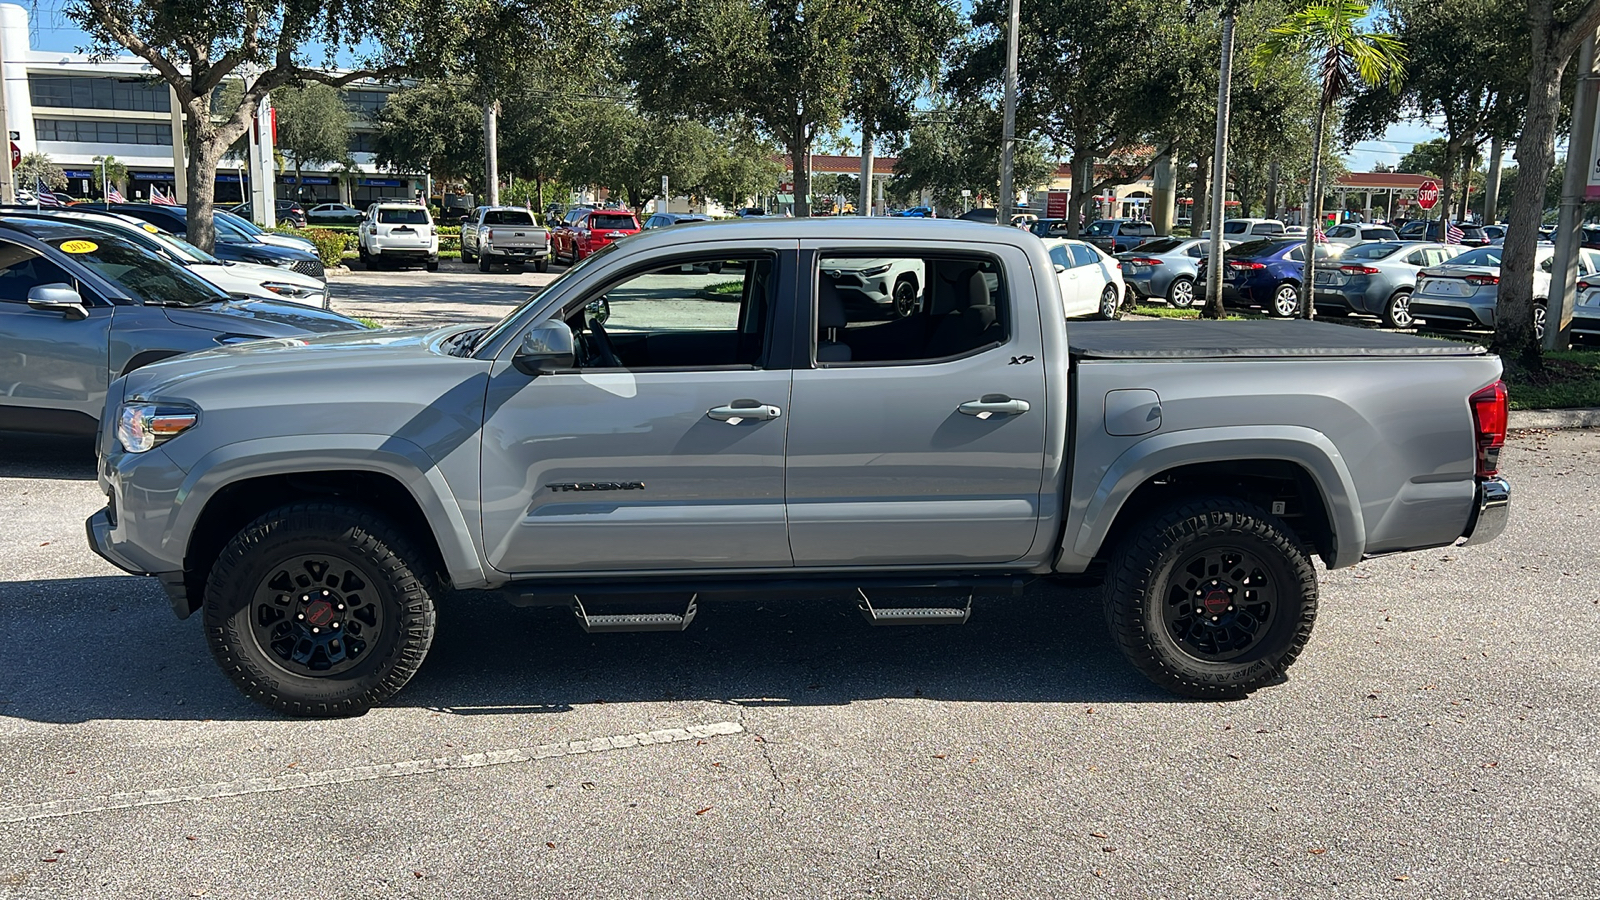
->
[0,242,80,304]
[560,256,775,370]
[815,253,1007,365]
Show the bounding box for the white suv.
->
[358,204,439,271]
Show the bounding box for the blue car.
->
[892,206,935,218]
[1196,238,1341,317]
[84,203,326,282]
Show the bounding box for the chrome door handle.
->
[958,394,1030,419]
[708,399,782,423]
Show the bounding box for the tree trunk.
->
[1300,99,1329,318]
[185,125,222,253]
[1497,0,1569,362]
[1191,151,1210,241]
[1437,139,1457,246]
[1458,148,1475,222]
[1483,136,1505,223]
[1067,153,1094,238]
[1265,160,1280,219]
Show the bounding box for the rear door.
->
[1047,243,1090,316]
[479,243,798,573]
[785,240,1048,567]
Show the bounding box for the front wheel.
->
[1268,282,1301,318]
[1167,276,1195,309]
[1383,290,1414,329]
[891,275,919,318]
[1098,284,1122,320]
[1104,498,1319,699]
[460,241,474,263]
[202,503,438,716]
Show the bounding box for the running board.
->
[571,594,698,633]
[856,588,972,626]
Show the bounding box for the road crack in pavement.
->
[738,705,785,812]
[0,721,742,824]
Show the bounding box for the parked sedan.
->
[1042,238,1125,319]
[0,217,364,436]
[1570,276,1600,343]
[0,208,328,307]
[1410,243,1600,340]
[306,203,363,223]
[1322,223,1400,245]
[1196,237,1341,317]
[551,208,641,263]
[1115,237,1232,308]
[1310,241,1463,328]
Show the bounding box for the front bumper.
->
[1459,476,1511,546]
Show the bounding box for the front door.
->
[786,243,1049,567]
[480,249,796,574]
[0,240,112,434]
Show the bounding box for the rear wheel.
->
[536,257,549,273]
[1167,276,1195,309]
[1268,282,1301,317]
[425,260,439,273]
[202,503,437,716]
[460,240,474,263]
[1384,289,1414,329]
[1098,284,1122,320]
[1104,498,1319,699]
[478,251,492,273]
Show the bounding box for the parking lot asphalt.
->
[328,259,556,328]
[0,269,1595,898]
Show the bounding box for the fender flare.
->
[1065,425,1366,570]
[163,433,492,590]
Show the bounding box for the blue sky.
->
[25,1,1441,173]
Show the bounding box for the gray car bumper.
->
[1459,476,1510,546]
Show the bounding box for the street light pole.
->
[998,0,1020,226]
[1204,4,1237,318]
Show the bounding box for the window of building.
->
[343,90,388,119]
[814,253,1008,365]
[28,75,170,112]
[347,131,377,154]
[35,119,172,146]
[560,256,776,370]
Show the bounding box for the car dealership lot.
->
[0,418,1595,897]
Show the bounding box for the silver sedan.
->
[1311,241,1465,328]
[1115,237,1231,308]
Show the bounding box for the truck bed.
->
[1067,320,1488,359]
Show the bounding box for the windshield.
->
[47,233,229,306]
[471,241,624,353]
[1228,239,1286,257]
[1449,247,1503,267]
[216,209,263,236]
[1223,221,1249,234]
[590,214,637,230]
[484,210,534,226]
[149,230,221,264]
[1340,242,1402,261]
[379,207,430,225]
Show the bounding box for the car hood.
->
[254,232,318,252]
[161,297,364,336]
[207,260,324,289]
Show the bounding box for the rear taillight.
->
[1339,265,1380,275]
[1469,380,1508,477]
[1128,257,1162,266]
[1580,280,1593,292]
[1228,261,1266,270]
[1465,274,1499,286]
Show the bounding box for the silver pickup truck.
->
[459,206,550,273]
[85,219,1512,716]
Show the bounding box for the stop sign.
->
[8,142,17,169]
[1417,179,1440,210]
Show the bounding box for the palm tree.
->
[1257,0,1405,318]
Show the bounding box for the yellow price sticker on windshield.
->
[60,240,98,254]
[142,223,160,233]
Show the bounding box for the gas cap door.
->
[1105,389,1162,436]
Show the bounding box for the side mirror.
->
[27,283,88,320]
[513,320,575,376]
[1053,264,1066,274]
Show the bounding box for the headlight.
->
[257,256,295,268]
[860,264,892,276]
[261,281,317,299]
[116,403,198,453]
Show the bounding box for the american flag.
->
[1445,221,1464,244]
[106,185,125,203]
[149,185,177,206]
[35,180,61,206]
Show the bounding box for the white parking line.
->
[0,721,743,824]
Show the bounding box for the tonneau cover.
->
[1068,319,1488,359]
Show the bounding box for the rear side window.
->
[484,210,534,226]
[814,253,1008,365]
[1069,244,1100,267]
[378,208,429,225]
[1129,222,1155,236]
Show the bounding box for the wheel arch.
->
[1059,426,1365,573]
[167,436,491,617]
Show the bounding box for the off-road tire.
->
[203,503,437,717]
[1103,498,1318,699]
[478,251,492,273]
[536,258,549,273]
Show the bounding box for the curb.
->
[324,265,354,277]
[1510,407,1600,431]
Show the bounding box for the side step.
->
[571,594,698,633]
[857,588,972,626]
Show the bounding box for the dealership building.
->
[0,3,421,211]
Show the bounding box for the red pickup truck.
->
[552,208,641,263]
